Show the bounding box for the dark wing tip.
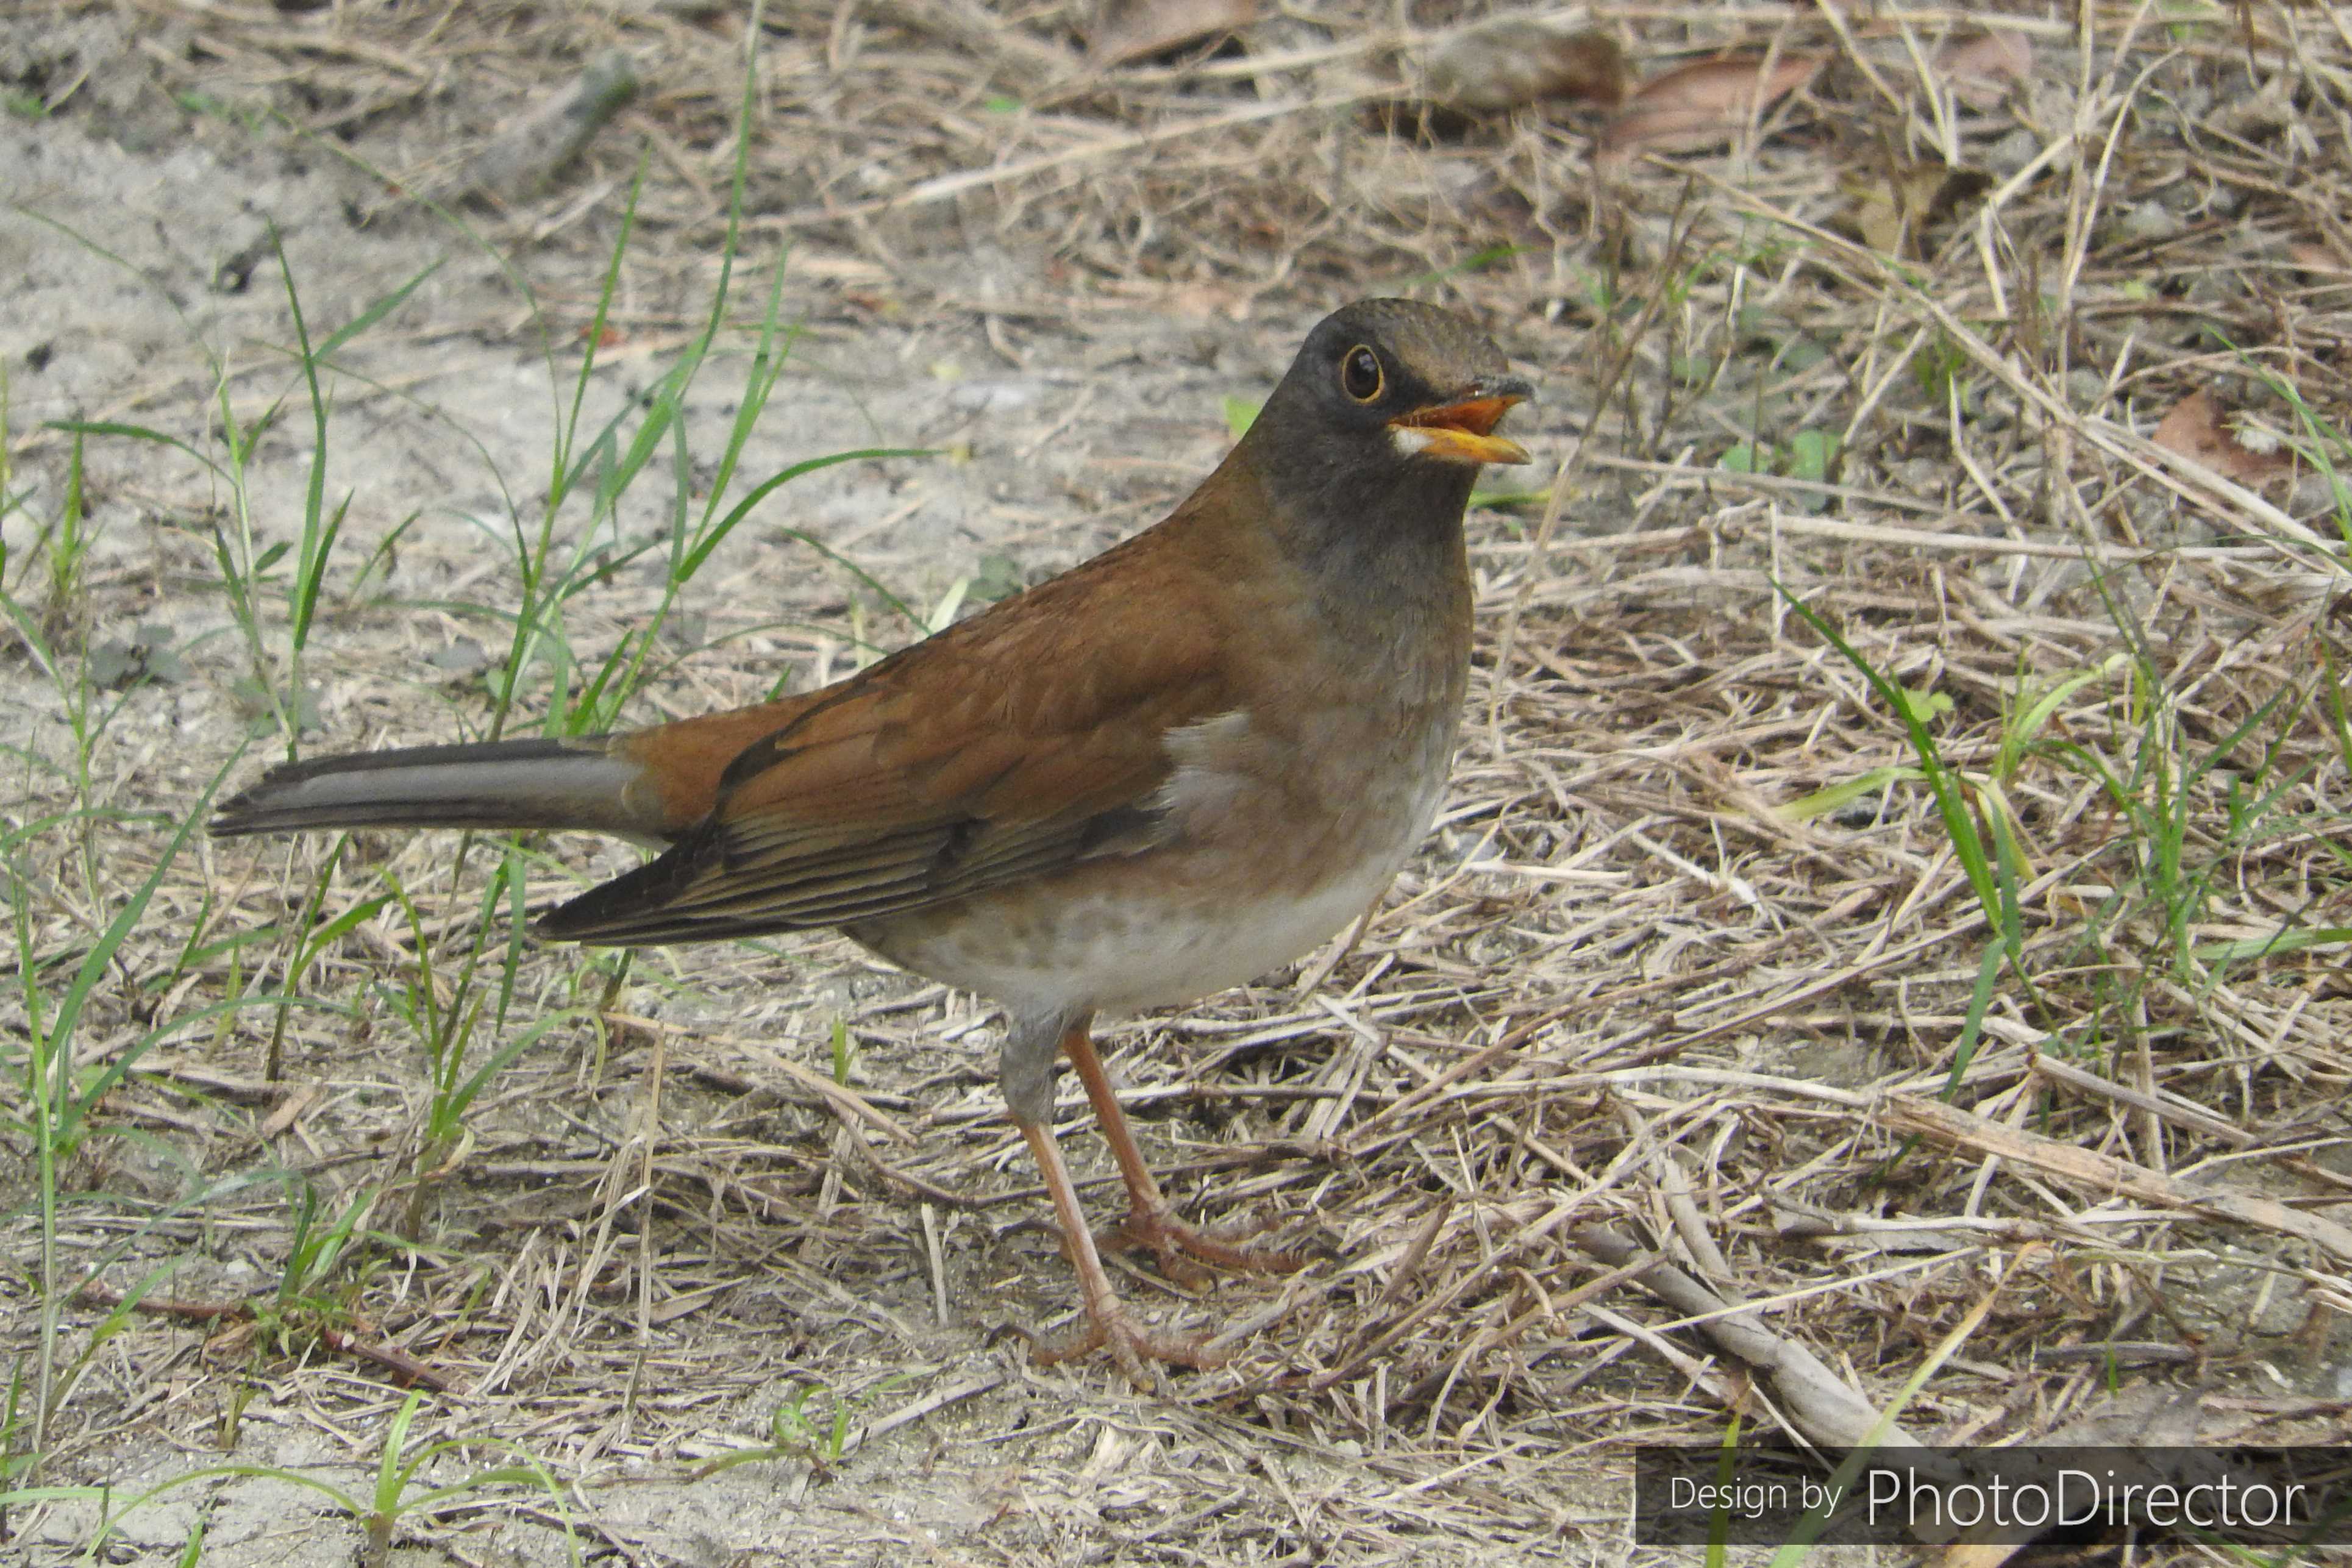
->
[533,825,718,945]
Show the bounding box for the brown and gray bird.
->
[213,298,1532,1378]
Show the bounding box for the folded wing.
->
[537,540,1233,946]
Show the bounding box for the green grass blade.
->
[1775,582,2003,943]
[45,753,242,1150]
[313,260,443,362]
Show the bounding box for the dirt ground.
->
[5,2,2352,1566]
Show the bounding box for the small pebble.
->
[949,379,1041,415]
[2121,201,2183,243]
[1899,457,1946,497]
[1986,127,2042,178]
[2291,472,2348,517]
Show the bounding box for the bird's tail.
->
[211,736,661,841]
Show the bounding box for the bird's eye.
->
[1339,344,1384,403]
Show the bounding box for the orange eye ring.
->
[1340,344,1384,402]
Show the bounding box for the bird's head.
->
[1253,299,1534,489]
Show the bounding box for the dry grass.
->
[4,0,2352,1562]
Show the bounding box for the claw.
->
[1024,1308,1228,1385]
[1011,1022,1305,1380]
[1104,1207,1303,1284]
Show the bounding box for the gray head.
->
[1242,298,1533,533]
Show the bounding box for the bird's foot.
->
[1028,1303,1228,1384]
[1105,1205,1305,1285]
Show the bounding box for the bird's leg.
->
[1057,1021,1303,1279]
[1002,1011,1221,1381]
[1014,1119,1224,1381]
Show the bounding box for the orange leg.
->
[1058,1021,1303,1280]
[1016,1119,1225,1382]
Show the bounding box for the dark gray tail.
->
[212,736,655,839]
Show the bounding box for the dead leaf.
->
[1933,29,2032,112]
[1848,160,1991,256]
[1150,280,1252,319]
[2151,389,2291,485]
[1600,54,1823,159]
[1424,18,1627,114]
[1090,0,1258,67]
[257,1082,323,1141]
[2290,242,2350,275]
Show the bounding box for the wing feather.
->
[537,516,1254,946]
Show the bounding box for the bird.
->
[212,298,1533,1380]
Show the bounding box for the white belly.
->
[939,853,1402,1016]
[850,698,1456,1019]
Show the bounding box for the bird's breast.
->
[850,674,1464,1017]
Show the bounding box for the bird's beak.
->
[1389,375,1535,466]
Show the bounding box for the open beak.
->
[1389,375,1534,466]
